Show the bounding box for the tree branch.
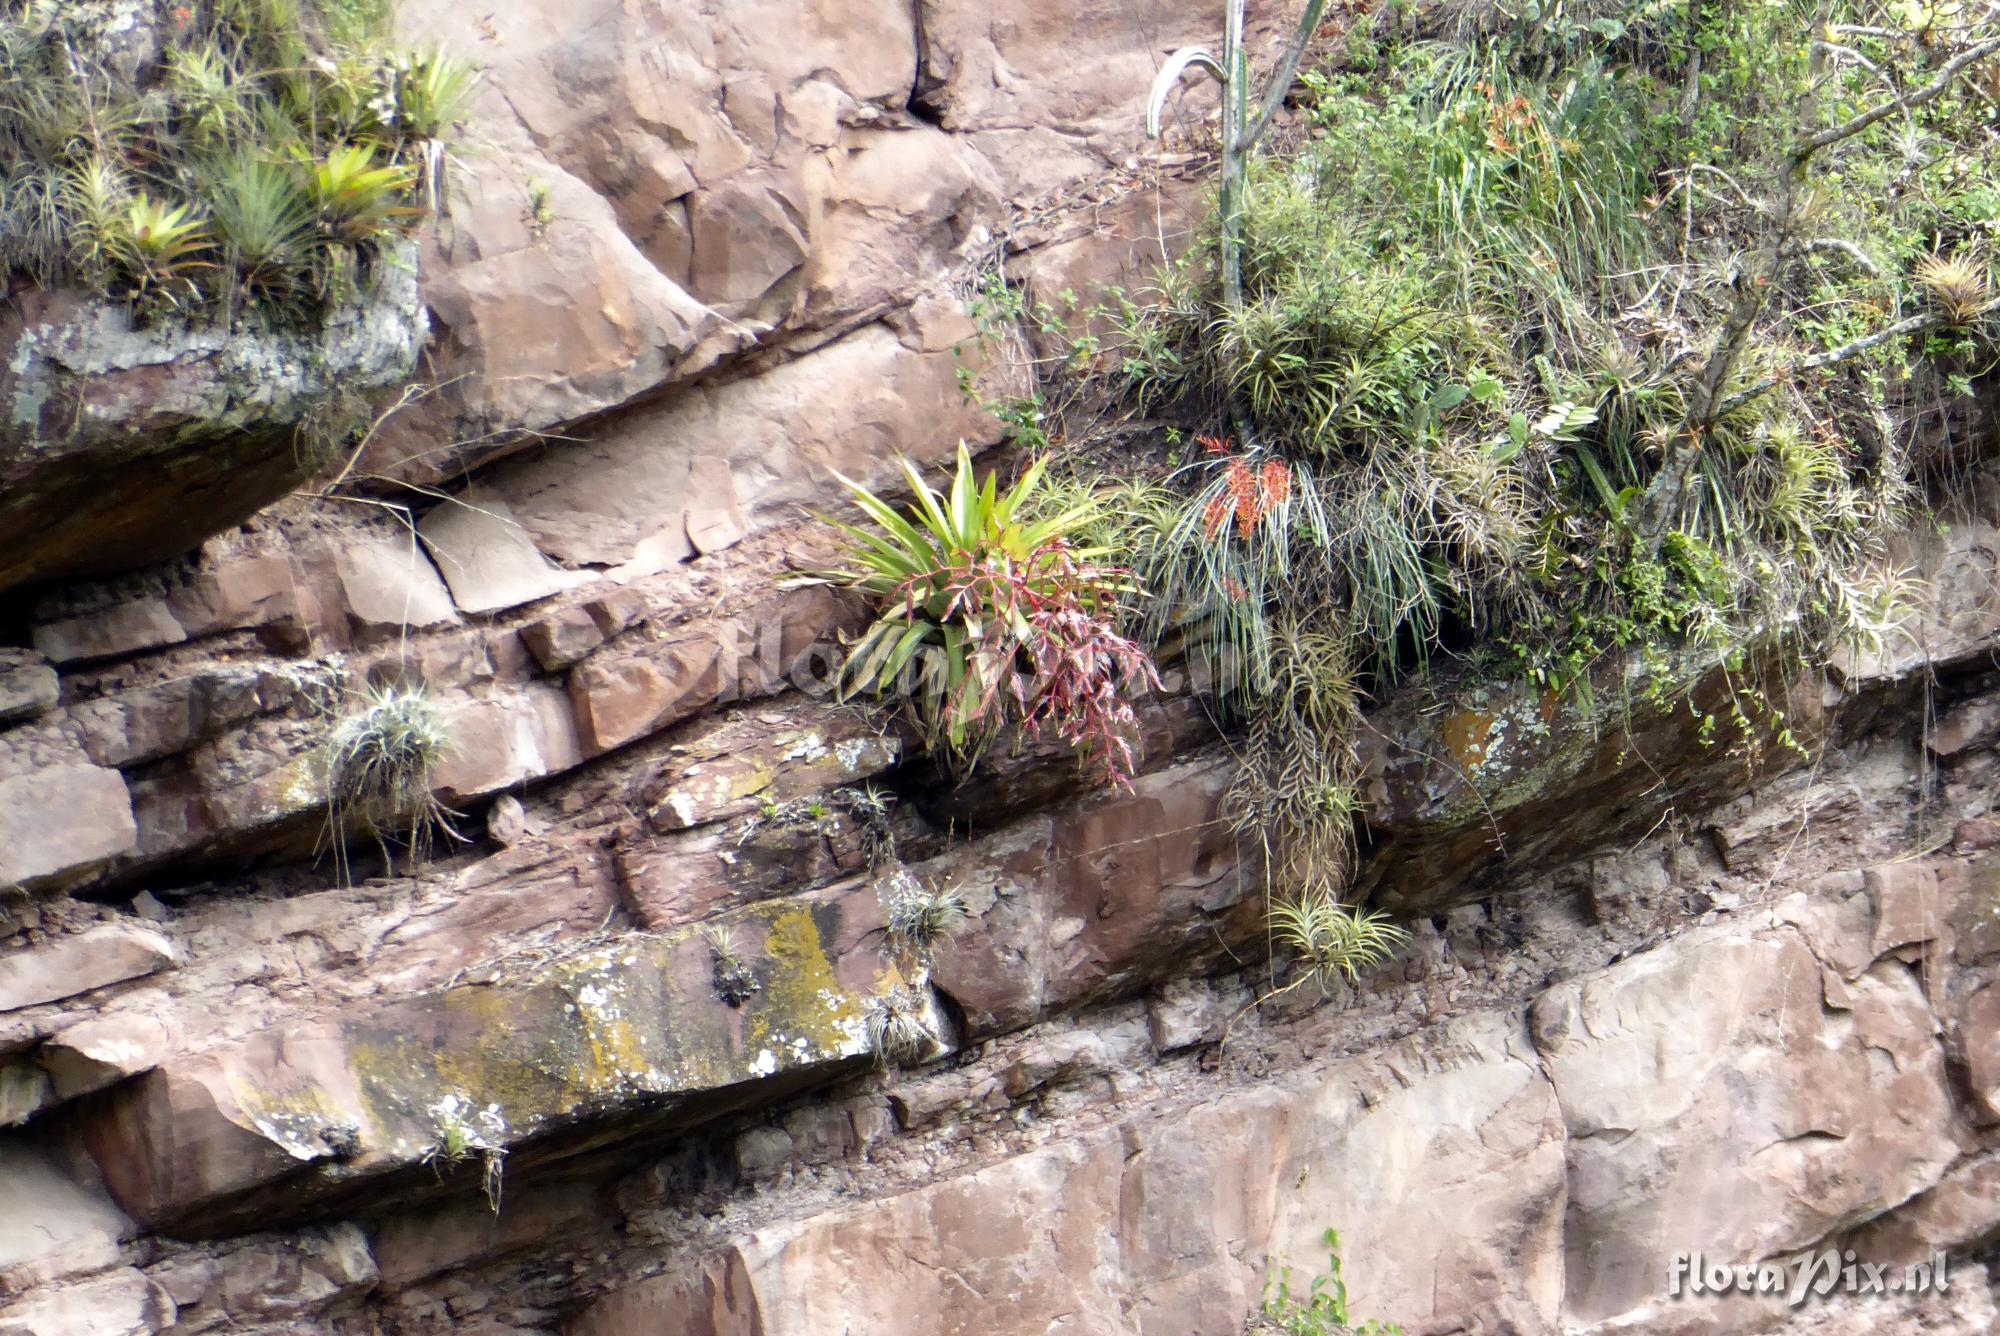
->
[1794,34,2000,158]
[1799,236,1880,276]
[1241,0,1329,152]
[1220,0,1248,311]
[1714,309,1952,415]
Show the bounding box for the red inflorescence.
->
[1200,440,1292,543]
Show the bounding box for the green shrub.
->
[1255,1229,1402,1336]
[316,0,395,46]
[816,444,1163,786]
[1104,2,1996,913]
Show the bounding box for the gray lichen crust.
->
[0,246,425,592]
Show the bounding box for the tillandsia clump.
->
[1915,248,1994,330]
[737,784,902,871]
[1267,895,1411,998]
[737,793,840,844]
[321,682,459,874]
[421,1093,508,1213]
[835,783,899,869]
[883,868,968,961]
[699,923,761,1007]
[816,443,1164,787]
[863,985,943,1068]
[0,0,475,320]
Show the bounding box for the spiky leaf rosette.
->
[818,443,1162,785]
[1270,895,1410,991]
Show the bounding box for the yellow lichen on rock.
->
[748,905,866,1060]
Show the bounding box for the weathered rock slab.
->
[0,923,178,1013]
[419,494,590,615]
[0,1265,172,1335]
[1532,917,1958,1324]
[0,765,139,893]
[0,253,424,594]
[0,1144,133,1297]
[572,1010,1565,1335]
[0,654,59,726]
[75,891,935,1233]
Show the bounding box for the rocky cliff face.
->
[3,2,1999,1335]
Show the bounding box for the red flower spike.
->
[1259,458,1292,507]
[1203,495,1231,540]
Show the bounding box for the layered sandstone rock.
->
[3,0,1999,1334]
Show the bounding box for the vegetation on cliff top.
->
[825,0,1997,986]
[0,0,473,321]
